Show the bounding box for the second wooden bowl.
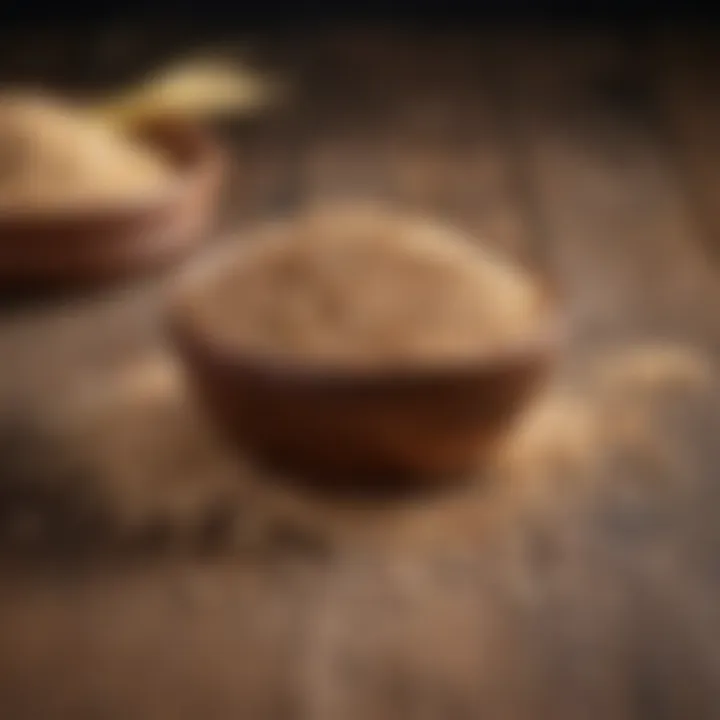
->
[0,120,223,288]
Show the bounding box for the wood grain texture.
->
[650,28,720,265]
[0,26,719,720]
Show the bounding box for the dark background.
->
[0,0,716,28]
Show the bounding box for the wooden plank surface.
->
[650,28,720,265]
[0,25,719,720]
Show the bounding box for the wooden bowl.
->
[167,242,562,487]
[0,121,223,287]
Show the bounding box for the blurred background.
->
[0,2,719,719]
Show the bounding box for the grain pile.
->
[0,93,172,209]
[180,207,547,367]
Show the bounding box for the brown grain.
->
[182,206,545,367]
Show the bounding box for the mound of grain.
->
[0,92,172,209]
[182,206,547,367]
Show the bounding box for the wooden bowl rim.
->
[166,227,566,388]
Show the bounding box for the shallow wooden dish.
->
[167,241,562,488]
[0,121,223,287]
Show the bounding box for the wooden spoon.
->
[89,57,283,129]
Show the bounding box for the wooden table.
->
[0,24,719,719]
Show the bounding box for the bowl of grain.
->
[0,92,223,286]
[168,206,563,485]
